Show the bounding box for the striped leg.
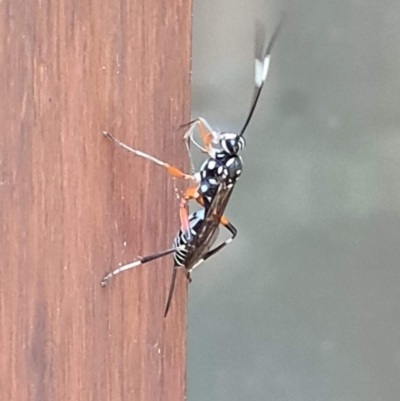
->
[100,246,183,286]
[189,216,237,273]
[202,217,237,262]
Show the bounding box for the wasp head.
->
[219,133,246,155]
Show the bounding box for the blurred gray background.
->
[187,1,400,400]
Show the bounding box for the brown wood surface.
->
[0,0,191,400]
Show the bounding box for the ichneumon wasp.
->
[100,22,281,316]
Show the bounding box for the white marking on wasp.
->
[226,158,235,167]
[255,54,271,87]
[194,172,201,182]
[222,133,236,140]
[262,55,272,82]
[191,258,204,271]
[207,160,216,170]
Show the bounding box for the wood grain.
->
[0,0,192,399]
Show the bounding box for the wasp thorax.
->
[220,133,245,155]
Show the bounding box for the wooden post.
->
[0,0,191,400]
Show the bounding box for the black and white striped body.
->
[173,208,219,268]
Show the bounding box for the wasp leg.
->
[100,245,183,286]
[181,118,216,174]
[203,216,237,261]
[179,199,191,240]
[189,216,237,273]
[180,120,198,174]
[182,118,215,154]
[102,131,194,180]
[178,185,204,242]
[180,119,205,175]
[239,20,282,136]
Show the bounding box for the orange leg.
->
[178,184,230,241]
[197,121,213,152]
[183,118,215,156]
[165,164,193,180]
[179,185,200,241]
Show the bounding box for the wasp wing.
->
[184,183,234,271]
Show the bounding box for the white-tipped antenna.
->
[239,19,283,137]
[255,54,271,88]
